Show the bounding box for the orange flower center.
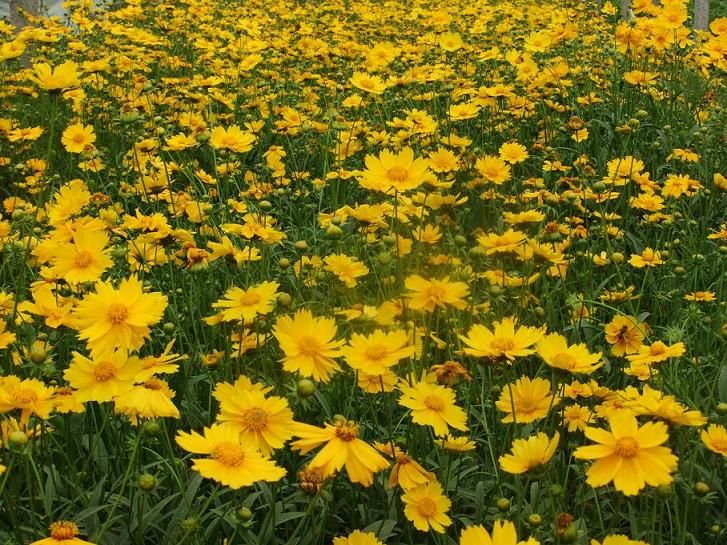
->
[74,250,94,268]
[614,437,639,458]
[387,166,408,183]
[554,352,577,369]
[490,337,515,353]
[107,303,129,325]
[297,336,321,356]
[93,361,116,382]
[365,345,388,361]
[711,438,727,452]
[241,407,269,431]
[649,343,666,356]
[144,378,164,390]
[426,285,446,301]
[49,521,79,540]
[13,388,39,405]
[424,394,444,412]
[334,422,359,441]
[239,292,261,306]
[416,497,438,518]
[212,441,246,467]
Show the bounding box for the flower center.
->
[417,497,437,518]
[424,394,444,412]
[13,388,38,405]
[365,345,388,361]
[426,285,446,301]
[212,442,246,466]
[298,336,321,356]
[49,521,79,540]
[239,292,261,306]
[107,303,129,325]
[491,337,515,353]
[241,407,269,431]
[334,422,359,441]
[143,378,164,390]
[649,343,666,356]
[387,166,408,183]
[712,438,727,452]
[614,437,639,458]
[74,250,94,268]
[93,361,116,382]
[554,352,578,369]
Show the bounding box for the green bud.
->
[162,322,176,334]
[296,379,316,399]
[279,258,290,269]
[294,240,309,251]
[30,346,48,365]
[8,430,29,451]
[527,514,543,526]
[237,507,253,522]
[694,481,710,496]
[277,293,292,307]
[496,498,510,512]
[138,473,156,491]
[454,235,467,247]
[259,200,273,211]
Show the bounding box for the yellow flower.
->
[499,141,529,164]
[72,276,168,356]
[0,320,16,350]
[114,378,180,423]
[684,291,716,302]
[333,530,384,545]
[176,424,286,489]
[434,435,476,452]
[375,442,435,490]
[475,154,511,184]
[163,133,198,151]
[398,379,468,437]
[30,521,95,545]
[402,480,452,533]
[439,31,464,52]
[499,432,560,474]
[405,274,469,313]
[590,535,648,545]
[478,229,527,254]
[701,424,727,458]
[291,419,389,486]
[0,376,55,424]
[209,125,256,153]
[215,386,295,455]
[460,519,539,545]
[30,61,81,91]
[459,317,545,362]
[273,309,344,382]
[625,341,686,366]
[61,123,96,153]
[358,147,432,194]
[324,254,369,287]
[604,316,645,356]
[64,351,143,403]
[209,281,279,323]
[536,333,603,374]
[574,412,678,496]
[50,230,113,285]
[496,376,560,424]
[628,248,664,268]
[350,71,387,95]
[341,329,415,375]
[562,404,593,432]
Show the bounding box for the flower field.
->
[0,0,726,543]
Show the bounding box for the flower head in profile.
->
[460,317,545,362]
[701,424,727,458]
[273,309,344,382]
[374,442,435,490]
[496,376,560,424]
[625,341,685,366]
[574,412,678,496]
[405,275,469,313]
[30,520,95,545]
[176,424,286,489]
[333,530,384,545]
[291,418,389,486]
[402,480,451,533]
[358,147,433,194]
[30,61,81,91]
[460,520,540,545]
[536,333,603,374]
[209,125,256,153]
[590,535,649,545]
[499,432,560,474]
[350,71,388,95]
[398,379,468,437]
[114,378,180,424]
[71,276,167,356]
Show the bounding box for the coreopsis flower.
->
[72,276,168,356]
[478,229,528,254]
[208,281,279,323]
[625,341,686,366]
[53,387,85,414]
[701,424,727,457]
[333,530,384,545]
[499,141,529,164]
[163,133,197,151]
[209,125,256,153]
[357,370,398,393]
[64,351,143,403]
[499,432,560,474]
[0,376,55,424]
[402,480,452,533]
[460,520,539,545]
[341,329,415,375]
[435,435,476,452]
[459,317,545,362]
[628,248,664,268]
[0,321,16,350]
[358,147,433,194]
[574,412,678,496]
[404,274,469,313]
[398,379,468,436]
[61,123,96,153]
[536,333,603,374]
[30,521,95,545]
[273,309,344,382]
[604,316,645,356]
[624,385,706,427]
[291,419,388,486]
[439,31,464,51]
[114,378,180,423]
[215,386,295,455]
[475,154,511,184]
[50,230,113,285]
[496,376,560,424]
[176,424,286,489]
[590,535,648,545]
[30,61,81,91]
[350,71,387,95]
[324,254,369,287]
[374,442,435,490]
[684,291,716,302]
[562,404,593,432]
